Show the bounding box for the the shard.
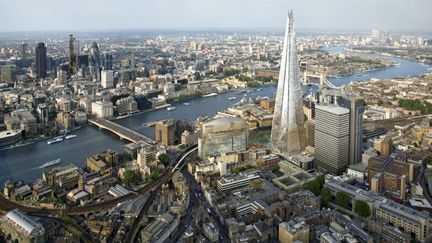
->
[271,10,306,157]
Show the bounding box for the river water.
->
[0,47,430,183]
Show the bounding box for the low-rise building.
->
[0,209,45,243]
[279,221,310,243]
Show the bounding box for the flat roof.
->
[316,104,349,115]
[205,116,245,126]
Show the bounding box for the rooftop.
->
[316,104,349,115]
[205,116,245,126]
[5,209,44,237]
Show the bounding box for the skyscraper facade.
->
[319,89,365,165]
[155,119,176,146]
[35,42,47,79]
[198,117,248,158]
[339,95,365,164]
[20,42,28,59]
[271,11,306,158]
[89,42,102,81]
[69,34,78,74]
[315,105,350,175]
[102,53,113,70]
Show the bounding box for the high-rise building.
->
[320,90,365,165]
[271,11,306,158]
[155,119,176,146]
[89,42,101,81]
[315,105,350,175]
[91,101,113,119]
[101,70,114,88]
[103,53,113,70]
[198,117,248,158]
[339,95,364,164]
[69,34,77,74]
[35,42,47,79]
[20,42,28,59]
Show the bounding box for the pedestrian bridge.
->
[89,118,155,145]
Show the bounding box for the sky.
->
[0,0,431,32]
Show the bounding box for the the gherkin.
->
[271,10,306,158]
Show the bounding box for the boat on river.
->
[40,158,61,168]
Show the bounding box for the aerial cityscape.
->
[1,0,432,242]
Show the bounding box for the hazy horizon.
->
[1,0,431,33]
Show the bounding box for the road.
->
[124,145,198,243]
[168,154,231,243]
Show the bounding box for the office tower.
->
[101,70,114,88]
[20,42,28,59]
[271,10,306,158]
[102,53,113,70]
[315,105,350,175]
[69,34,78,74]
[89,42,101,81]
[55,67,67,85]
[89,42,101,67]
[91,101,113,119]
[339,95,364,164]
[36,104,49,123]
[320,90,365,165]
[155,119,176,146]
[198,117,248,158]
[35,42,47,79]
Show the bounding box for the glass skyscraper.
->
[271,11,306,158]
[198,117,248,158]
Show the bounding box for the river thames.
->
[0,47,430,183]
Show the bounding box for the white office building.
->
[101,70,114,88]
[91,101,113,119]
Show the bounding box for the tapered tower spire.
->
[271,10,306,157]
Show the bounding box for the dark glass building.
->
[35,42,47,79]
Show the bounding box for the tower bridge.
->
[302,71,338,89]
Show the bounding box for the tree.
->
[423,155,432,166]
[320,188,332,208]
[123,170,137,187]
[149,171,159,182]
[232,166,246,175]
[335,191,350,209]
[120,152,132,163]
[307,180,321,196]
[271,165,280,173]
[307,175,325,196]
[354,200,371,218]
[316,175,325,187]
[378,99,384,106]
[194,72,202,80]
[158,153,171,166]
